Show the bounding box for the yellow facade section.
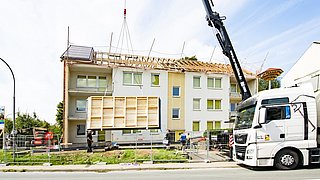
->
[167,72,185,135]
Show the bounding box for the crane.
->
[202,0,251,100]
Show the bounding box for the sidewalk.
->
[0,162,239,172]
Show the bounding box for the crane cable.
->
[115,0,134,55]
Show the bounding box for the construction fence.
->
[0,130,232,165]
[0,134,61,165]
[98,130,232,163]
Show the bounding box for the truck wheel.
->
[275,149,299,170]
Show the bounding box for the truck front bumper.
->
[234,143,274,167]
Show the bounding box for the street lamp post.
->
[0,58,16,162]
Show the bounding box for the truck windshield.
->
[234,105,256,130]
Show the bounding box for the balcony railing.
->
[68,87,112,96]
[68,113,87,120]
[230,91,241,100]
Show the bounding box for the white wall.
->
[112,67,168,131]
[184,72,230,131]
[282,42,320,87]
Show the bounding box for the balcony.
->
[230,92,241,101]
[68,113,87,121]
[68,87,112,96]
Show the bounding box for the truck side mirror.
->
[258,107,266,124]
[254,107,266,129]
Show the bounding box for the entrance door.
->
[257,105,291,158]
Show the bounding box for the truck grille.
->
[235,133,248,144]
[235,145,247,161]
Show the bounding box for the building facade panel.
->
[112,67,168,131]
[167,72,185,132]
[185,72,230,133]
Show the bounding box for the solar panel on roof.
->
[60,45,94,61]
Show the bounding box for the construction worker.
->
[180,132,187,151]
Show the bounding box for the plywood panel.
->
[87,96,159,130]
[103,96,113,107]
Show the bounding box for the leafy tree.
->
[54,101,64,136]
[183,55,197,61]
[15,112,50,131]
[4,118,13,134]
[258,78,281,92]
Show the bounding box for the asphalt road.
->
[1,167,320,180]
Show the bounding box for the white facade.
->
[282,42,320,87]
[184,72,231,133]
[282,41,320,136]
[112,67,168,131]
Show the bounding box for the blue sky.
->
[0,0,320,123]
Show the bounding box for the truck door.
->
[284,103,304,141]
[257,105,291,158]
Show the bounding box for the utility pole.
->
[0,58,16,162]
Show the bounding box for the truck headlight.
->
[246,149,254,154]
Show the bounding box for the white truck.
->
[233,83,320,169]
[202,0,320,169]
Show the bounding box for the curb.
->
[0,162,240,172]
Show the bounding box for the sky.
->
[1,0,320,124]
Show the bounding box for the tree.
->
[54,101,64,136]
[258,78,281,92]
[183,55,197,61]
[15,112,50,131]
[4,118,13,134]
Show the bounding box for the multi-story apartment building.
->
[61,45,257,145]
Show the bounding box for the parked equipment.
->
[202,0,320,170]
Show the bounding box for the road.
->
[1,167,320,180]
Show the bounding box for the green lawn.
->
[0,149,187,165]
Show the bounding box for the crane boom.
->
[202,0,251,100]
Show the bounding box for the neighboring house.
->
[282,41,320,88]
[60,45,257,145]
[282,42,320,122]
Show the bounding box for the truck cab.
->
[233,84,319,169]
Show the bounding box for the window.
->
[123,72,132,84]
[99,76,107,88]
[207,78,214,88]
[172,86,180,97]
[193,98,201,110]
[77,124,86,136]
[76,100,87,112]
[133,129,142,134]
[172,108,180,119]
[266,106,291,123]
[215,100,221,110]
[230,84,237,93]
[77,75,87,87]
[122,130,131,134]
[215,78,222,88]
[151,74,160,86]
[215,121,221,129]
[207,100,214,110]
[133,73,142,85]
[262,97,289,105]
[207,99,222,110]
[88,76,96,87]
[193,76,201,88]
[77,75,106,88]
[193,121,200,131]
[208,77,222,89]
[123,72,142,85]
[207,121,213,130]
[150,129,159,133]
[230,103,236,111]
[122,129,143,134]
